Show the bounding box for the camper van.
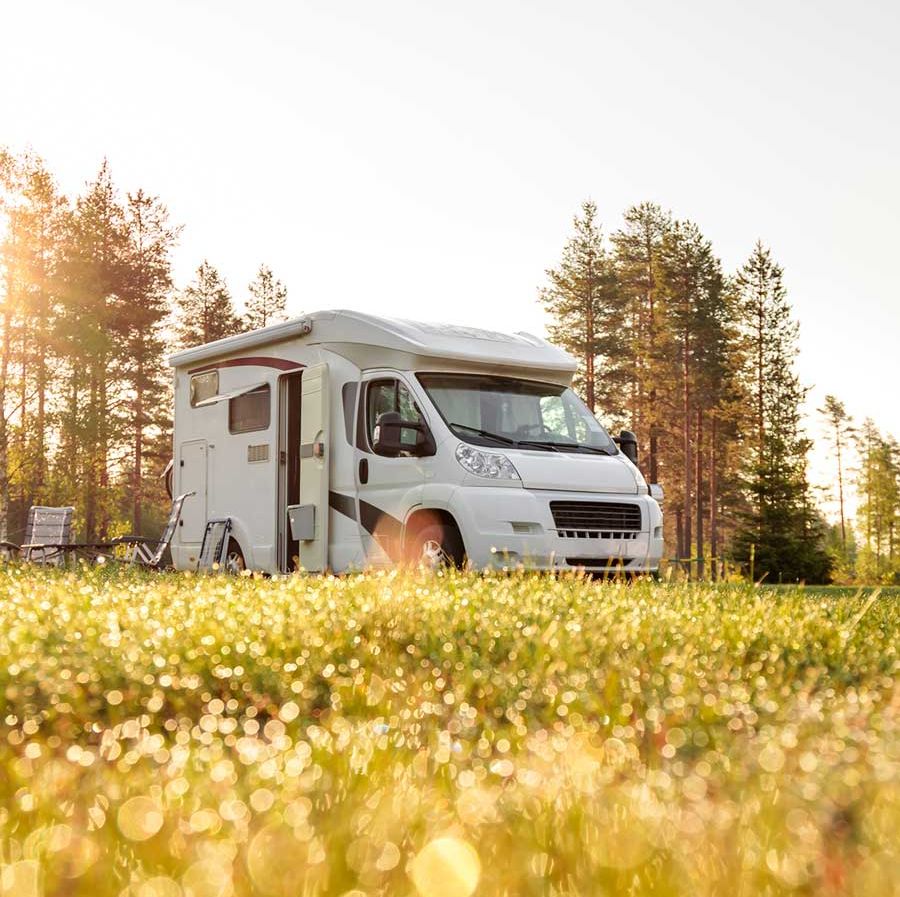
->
[167,310,664,575]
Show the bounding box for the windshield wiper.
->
[515,439,565,452]
[449,422,515,446]
[573,443,617,455]
[450,424,613,455]
[516,439,613,455]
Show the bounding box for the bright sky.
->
[2,1,898,510]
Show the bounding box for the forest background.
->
[0,149,896,583]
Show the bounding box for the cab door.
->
[297,363,330,572]
[355,374,431,564]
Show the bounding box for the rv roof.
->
[168,309,577,379]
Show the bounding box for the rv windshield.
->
[416,373,617,454]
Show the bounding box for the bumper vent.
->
[565,557,634,569]
[551,501,642,539]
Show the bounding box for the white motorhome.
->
[167,310,664,575]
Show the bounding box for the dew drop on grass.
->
[135,877,182,897]
[410,837,481,897]
[0,860,41,897]
[117,796,164,842]
[181,859,232,897]
[758,743,786,773]
[375,840,401,871]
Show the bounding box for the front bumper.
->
[448,486,664,573]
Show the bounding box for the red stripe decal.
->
[189,356,306,374]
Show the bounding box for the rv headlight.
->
[455,443,521,480]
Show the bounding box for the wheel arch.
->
[218,517,252,570]
[403,507,466,558]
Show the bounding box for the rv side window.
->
[229,384,271,434]
[366,379,423,450]
[190,371,218,407]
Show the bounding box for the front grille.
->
[551,501,642,538]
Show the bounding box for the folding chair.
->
[20,506,75,565]
[20,505,121,565]
[115,492,195,569]
[197,518,232,571]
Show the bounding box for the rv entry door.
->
[295,363,330,571]
[179,439,208,544]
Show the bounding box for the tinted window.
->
[229,384,271,434]
[190,371,218,406]
[342,382,358,445]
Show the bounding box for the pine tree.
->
[0,147,16,542]
[657,220,729,576]
[887,436,900,577]
[0,150,67,538]
[731,243,830,582]
[540,201,625,418]
[818,394,854,554]
[855,421,900,582]
[176,261,241,348]
[244,264,288,331]
[55,162,130,539]
[13,154,67,513]
[612,202,672,484]
[120,190,179,533]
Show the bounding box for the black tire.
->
[408,523,465,570]
[224,540,246,574]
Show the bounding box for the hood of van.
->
[509,450,641,494]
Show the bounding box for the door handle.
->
[359,458,369,484]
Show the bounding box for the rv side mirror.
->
[373,411,404,456]
[615,430,639,466]
[373,412,436,457]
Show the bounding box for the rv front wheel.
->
[410,523,465,571]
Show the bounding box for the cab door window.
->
[366,379,425,454]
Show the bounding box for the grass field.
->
[0,567,897,897]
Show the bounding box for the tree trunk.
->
[85,371,97,540]
[585,293,595,411]
[647,245,658,484]
[675,507,684,567]
[836,428,846,549]
[19,314,28,513]
[35,224,49,503]
[709,413,719,581]
[632,296,641,437]
[682,328,692,579]
[757,286,765,460]
[98,361,109,540]
[696,408,705,580]
[133,363,143,534]
[0,274,11,543]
